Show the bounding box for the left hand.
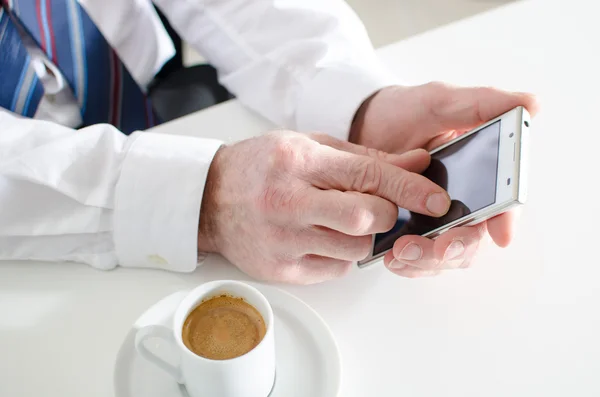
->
[350,82,540,278]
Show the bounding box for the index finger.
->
[309,133,431,173]
[307,146,451,217]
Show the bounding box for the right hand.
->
[198,131,451,284]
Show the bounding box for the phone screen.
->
[372,120,502,256]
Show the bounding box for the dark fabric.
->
[149,64,234,123]
[153,6,182,81]
[150,5,233,121]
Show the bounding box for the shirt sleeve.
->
[153,0,399,141]
[0,109,221,271]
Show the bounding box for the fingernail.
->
[426,193,450,215]
[389,259,406,269]
[399,243,422,261]
[444,240,465,260]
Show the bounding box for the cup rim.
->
[172,280,274,363]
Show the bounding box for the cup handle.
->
[135,324,184,383]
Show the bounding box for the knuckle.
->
[392,173,419,206]
[365,147,389,162]
[353,159,383,194]
[270,135,319,179]
[425,81,452,92]
[271,137,300,174]
[346,205,375,235]
[423,81,455,114]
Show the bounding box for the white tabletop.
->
[2,0,599,395]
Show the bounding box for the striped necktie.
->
[0,0,159,134]
[0,6,44,117]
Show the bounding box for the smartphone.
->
[358,106,531,268]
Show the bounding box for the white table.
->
[2,0,599,395]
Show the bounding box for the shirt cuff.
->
[114,132,222,272]
[294,62,399,141]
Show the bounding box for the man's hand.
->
[350,82,540,278]
[197,131,450,284]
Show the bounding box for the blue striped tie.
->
[0,7,44,117]
[0,0,159,134]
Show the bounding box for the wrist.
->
[349,90,379,145]
[349,86,396,145]
[197,145,226,254]
[349,85,403,149]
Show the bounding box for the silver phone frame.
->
[357,106,531,268]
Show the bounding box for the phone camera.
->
[509,132,514,138]
[507,178,511,185]
[524,120,530,127]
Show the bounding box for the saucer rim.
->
[113,283,342,397]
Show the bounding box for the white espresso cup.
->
[135,280,276,397]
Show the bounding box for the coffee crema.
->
[182,295,267,360]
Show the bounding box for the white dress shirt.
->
[0,0,397,272]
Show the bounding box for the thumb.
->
[423,83,540,131]
[309,133,431,173]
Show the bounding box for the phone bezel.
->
[357,106,530,268]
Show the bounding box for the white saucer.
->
[114,284,342,397]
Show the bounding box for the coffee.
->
[182,294,267,360]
